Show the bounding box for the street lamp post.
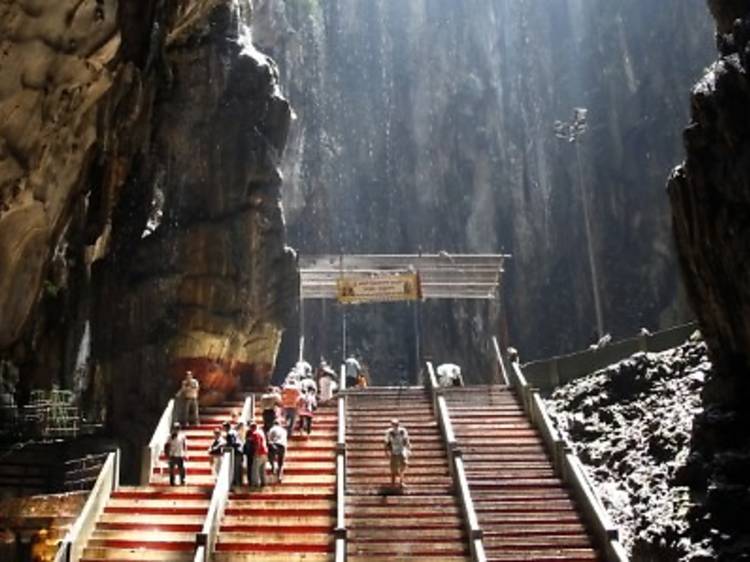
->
[554,108,605,340]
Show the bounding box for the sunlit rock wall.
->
[0,0,295,471]
[668,2,750,558]
[253,0,713,381]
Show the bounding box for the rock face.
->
[668,4,750,559]
[252,0,714,380]
[0,0,296,474]
[548,340,714,561]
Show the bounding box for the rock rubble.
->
[547,339,716,561]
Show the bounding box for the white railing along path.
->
[53,449,120,562]
[141,398,175,484]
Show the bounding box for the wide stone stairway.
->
[79,399,240,562]
[444,385,600,562]
[213,399,339,562]
[345,388,470,562]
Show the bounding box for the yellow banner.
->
[336,273,421,304]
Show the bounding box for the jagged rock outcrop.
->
[252,0,714,381]
[548,339,714,561]
[0,0,296,475]
[94,4,297,455]
[668,3,750,559]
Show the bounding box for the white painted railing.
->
[54,449,120,562]
[141,398,175,484]
[492,336,510,385]
[240,394,254,424]
[335,374,347,562]
[502,347,628,562]
[426,362,486,562]
[194,451,232,562]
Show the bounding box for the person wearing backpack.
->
[164,423,188,486]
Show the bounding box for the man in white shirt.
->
[345,356,362,388]
[165,423,188,485]
[384,418,411,488]
[436,363,463,387]
[267,419,288,482]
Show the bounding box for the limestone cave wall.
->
[0,0,296,475]
[252,0,714,382]
[668,2,750,558]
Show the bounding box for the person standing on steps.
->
[298,387,317,436]
[267,419,288,482]
[179,370,200,426]
[281,382,301,437]
[384,418,411,489]
[242,424,256,487]
[248,422,269,488]
[207,427,225,479]
[345,355,362,389]
[259,385,282,436]
[223,421,243,488]
[317,360,337,403]
[165,422,188,486]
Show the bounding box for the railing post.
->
[335,386,347,562]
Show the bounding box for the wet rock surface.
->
[669,2,750,559]
[548,339,715,561]
[253,0,713,379]
[0,1,296,479]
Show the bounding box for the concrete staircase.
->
[79,400,239,562]
[444,385,600,562]
[345,388,470,562]
[213,399,339,562]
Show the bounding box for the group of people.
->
[165,358,411,491]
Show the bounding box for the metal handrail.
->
[194,451,232,562]
[337,394,346,452]
[426,362,486,562]
[335,389,347,562]
[339,364,347,391]
[492,336,510,385]
[507,354,628,562]
[240,394,254,423]
[141,398,174,484]
[54,449,120,562]
[436,395,456,448]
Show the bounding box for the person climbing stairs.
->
[213,398,338,561]
[444,385,601,562]
[79,398,241,561]
[346,387,470,562]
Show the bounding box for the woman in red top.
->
[249,423,268,488]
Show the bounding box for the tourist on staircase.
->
[247,422,269,488]
[267,418,288,482]
[436,363,464,387]
[259,385,282,435]
[345,354,362,388]
[178,370,200,426]
[164,422,188,486]
[301,372,318,395]
[281,381,301,437]
[317,359,337,403]
[208,427,225,478]
[298,387,317,435]
[223,420,244,488]
[384,418,411,489]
